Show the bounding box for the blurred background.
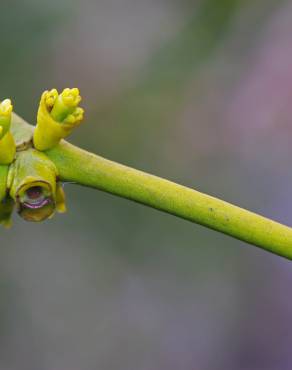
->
[0,0,291,369]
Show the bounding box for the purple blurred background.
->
[0,0,292,369]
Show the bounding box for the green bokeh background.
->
[1,1,292,369]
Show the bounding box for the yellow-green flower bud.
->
[50,88,82,122]
[33,88,84,151]
[0,99,16,164]
[0,99,13,139]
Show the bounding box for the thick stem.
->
[0,165,8,201]
[46,141,292,260]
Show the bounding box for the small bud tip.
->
[0,99,13,116]
[61,88,81,107]
[45,89,58,109]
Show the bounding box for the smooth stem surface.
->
[0,165,8,200]
[46,141,292,260]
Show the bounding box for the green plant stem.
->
[46,141,292,260]
[0,165,8,200]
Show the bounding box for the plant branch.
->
[46,141,292,260]
[0,165,8,200]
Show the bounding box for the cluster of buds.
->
[0,88,84,226]
[34,88,84,151]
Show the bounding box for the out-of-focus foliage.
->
[0,0,292,369]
